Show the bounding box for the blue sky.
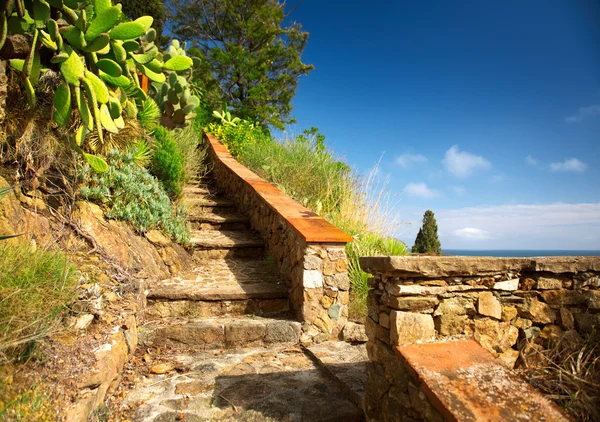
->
[283,0,600,250]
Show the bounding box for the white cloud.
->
[403,183,441,199]
[435,203,600,249]
[550,158,587,173]
[525,155,538,166]
[450,186,467,196]
[396,153,428,168]
[565,104,600,123]
[442,145,491,178]
[453,227,492,240]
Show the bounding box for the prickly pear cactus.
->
[150,39,200,129]
[0,0,159,169]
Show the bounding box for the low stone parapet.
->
[359,256,599,421]
[204,133,353,339]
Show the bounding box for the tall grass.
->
[0,241,78,363]
[172,126,211,184]
[209,124,410,320]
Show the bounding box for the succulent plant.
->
[150,39,200,128]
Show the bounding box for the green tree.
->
[119,0,168,45]
[169,0,314,129]
[412,210,442,254]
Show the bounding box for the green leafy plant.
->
[150,127,185,199]
[79,149,189,244]
[213,107,241,126]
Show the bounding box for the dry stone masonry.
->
[205,133,353,339]
[359,256,599,421]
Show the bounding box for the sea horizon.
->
[442,249,600,257]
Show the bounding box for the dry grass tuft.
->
[0,241,78,364]
[1,72,69,180]
[519,332,600,421]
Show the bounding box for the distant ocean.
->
[443,250,600,257]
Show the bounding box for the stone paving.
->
[112,346,364,421]
[305,341,368,409]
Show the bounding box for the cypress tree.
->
[412,210,442,254]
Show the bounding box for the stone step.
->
[139,316,302,350]
[146,297,290,320]
[182,184,220,196]
[183,196,236,209]
[189,229,264,249]
[146,258,288,318]
[192,247,266,260]
[187,208,249,231]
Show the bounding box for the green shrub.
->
[206,120,270,158]
[79,150,189,244]
[150,127,185,199]
[0,241,77,363]
[192,97,214,131]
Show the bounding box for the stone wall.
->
[359,256,600,421]
[204,133,353,339]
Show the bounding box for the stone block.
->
[225,321,266,347]
[433,297,475,316]
[303,270,323,288]
[331,272,350,290]
[342,322,368,343]
[498,348,519,369]
[435,314,468,336]
[385,296,439,312]
[327,247,346,261]
[328,303,342,320]
[365,316,378,341]
[379,312,390,329]
[338,290,349,305]
[265,321,301,344]
[535,277,562,290]
[473,318,519,354]
[335,259,348,272]
[558,307,575,330]
[501,305,518,322]
[303,254,322,270]
[320,295,333,309]
[541,290,586,306]
[517,299,556,324]
[390,311,435,346]
[493,279,519,291]
[323,259,336,276]
[477,292,502,319]
[386,284,446,296]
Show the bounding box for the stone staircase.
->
[141,177,301,350]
